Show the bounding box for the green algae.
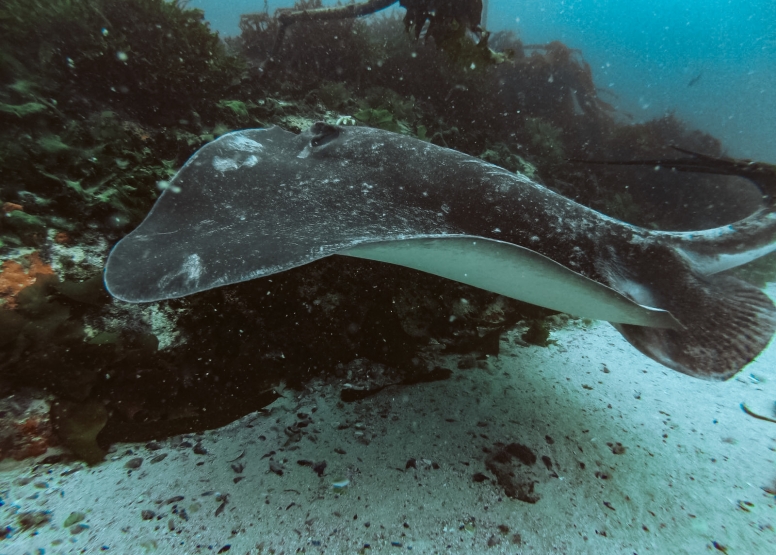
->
[5,210,46,234]
[480,143,540,180]
[353,107,412,134]
[218,99,250,119]
[601,191,642,224]
[0,101,47,118]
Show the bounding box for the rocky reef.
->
[0,0,767,463]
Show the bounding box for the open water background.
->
[190,0,776,161]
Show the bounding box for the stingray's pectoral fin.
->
[611,263,776,381]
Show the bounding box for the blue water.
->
[494,0,776,162]
[191,0,775,161]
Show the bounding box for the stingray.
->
[104,122,776,380]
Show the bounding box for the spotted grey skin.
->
[104,122,776,380]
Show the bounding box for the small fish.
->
[215,493,229,516]
[687,72,703,87]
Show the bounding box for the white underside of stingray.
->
[341,236,680,329]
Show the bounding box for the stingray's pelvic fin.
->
[604,245,776,380]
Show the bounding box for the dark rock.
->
[485,443,541,503]
[125,457,143,469]
[312,461,327,476]
[269,459,283,476]
[505,443,536,466]
[608,441,626,455]
[340,386,386,403]
[17,510,51,532]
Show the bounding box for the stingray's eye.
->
[310,122,340,147]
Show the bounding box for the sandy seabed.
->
[2,287,775,555]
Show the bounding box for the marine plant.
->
[479,143,539,180]
[523,117,566,173]
[258,0,496,71]
[353,107,411,134]
[352,87,419,133]
[0,0,254,249]
[0,0,243,126]
[311,81,353,112]
[239,0,376,89]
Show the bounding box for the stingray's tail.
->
[573,147,776,203]
[603,245,776,380]
[578,149,776,274]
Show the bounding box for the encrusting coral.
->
[0,252,55,309]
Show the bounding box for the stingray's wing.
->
[105,125,677,330]
[104,127,453,302]
[105,128,315,302]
